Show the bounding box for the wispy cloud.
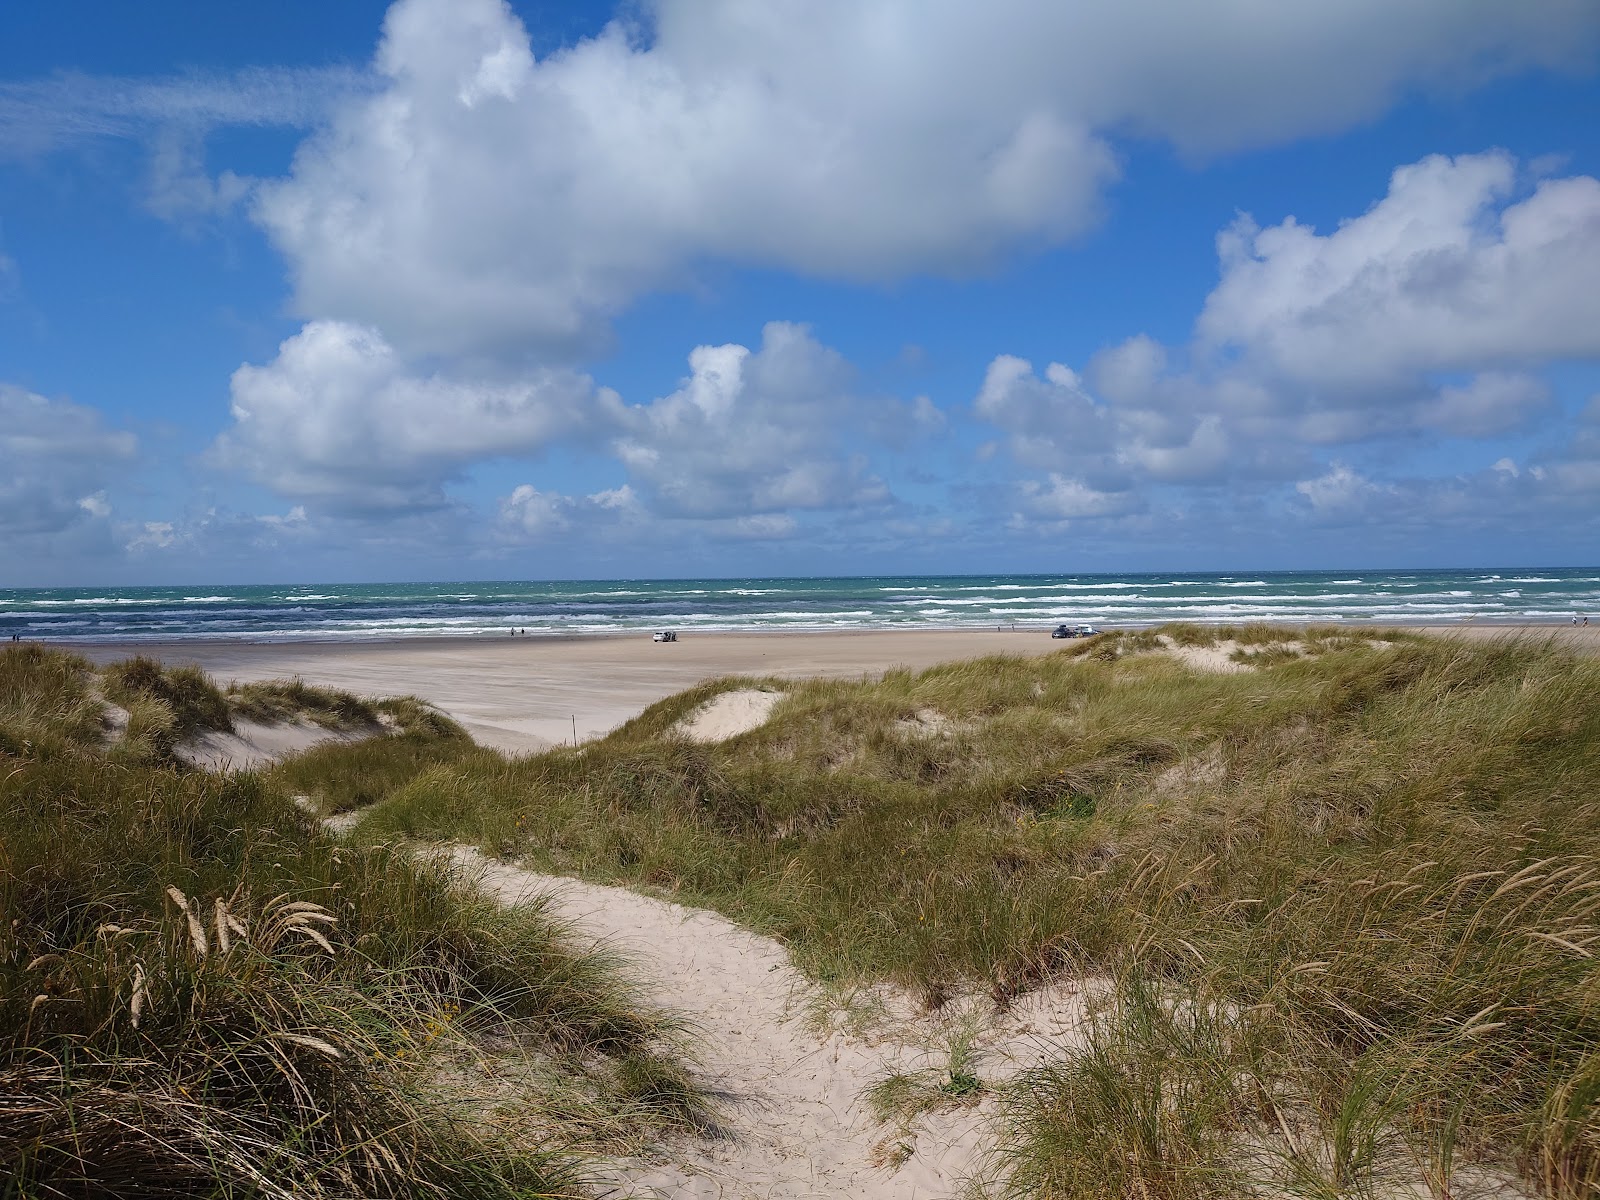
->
[0,65,369,159]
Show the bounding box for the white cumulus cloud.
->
[1295,462,1395,518]
[610,321,893,521]
[212,320,607,513]
[980,152,1600,534]
[252,0,1600,358]
[497,483,641,540]
[1200,152,1600,389]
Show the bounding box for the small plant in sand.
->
[868,1013,991,1168]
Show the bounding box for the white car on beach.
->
[652,630,678,642]
[1051,623,1099,639]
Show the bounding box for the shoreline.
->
[65,624,1600,756]
[35,613,1600,651]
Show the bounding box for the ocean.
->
[2,570,1597,643]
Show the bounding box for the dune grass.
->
[0,644,703,1198]
[101,653,235,737]
[225,677,382,728]
[326,627,1600,1196]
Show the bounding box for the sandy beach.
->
[75,624,1600,755]
[77,629,1064,754]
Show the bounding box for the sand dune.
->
[176,719,372,772]
[80,630,1061,755]
[78,625,1599,756]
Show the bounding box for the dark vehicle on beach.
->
[1051,623,1099,638]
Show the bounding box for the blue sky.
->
[3,0,1600,586]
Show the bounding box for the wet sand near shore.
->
[73,624,1600,755]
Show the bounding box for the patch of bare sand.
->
[100,700,130,741]
[1163,640,1256,673]
[1152,749,1226,795]
[176,719,374,772]
[454,849,1093,1200]
[675,689,786,743]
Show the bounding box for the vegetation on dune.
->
[101,654,235,738]
[323,626,1600,1197]
[224,676,382,728]
[9,628,1597,1196]
[0,643,701,1199]
[225,677,465,741]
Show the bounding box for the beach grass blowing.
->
[101,653,235,738]
[1,644,700,1198]
[331,626,1600,1196]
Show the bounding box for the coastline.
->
[74,628,1065,754]
[67,624,1600,756]
[10,570,1598,644]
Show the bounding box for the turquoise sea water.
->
[2,570,1598,643]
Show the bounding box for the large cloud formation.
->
[213,319,904,531]
[254,0,1600,358]
[977,152,1600,530]
[1199,153,1600,388]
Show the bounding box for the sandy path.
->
[458,851,1089,1199]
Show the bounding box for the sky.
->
[3,0,1600,586]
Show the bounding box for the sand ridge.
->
[176,719,373,772]
[81,630,1063,755]
[76,626,1600,757]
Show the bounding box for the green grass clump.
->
[271,729,479,815]
[226,677,381,728]
[999,980,1249,1200]
[0,643,106,758]
[1163,622,1221,647]
[330,625,1600,1196]
[101,654,235,738]
[1,646,699,1198]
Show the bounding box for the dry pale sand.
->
[78,631,1061,755]
[676,687,788,743]
[455,848,1092,1200]
[175,719,374,772]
